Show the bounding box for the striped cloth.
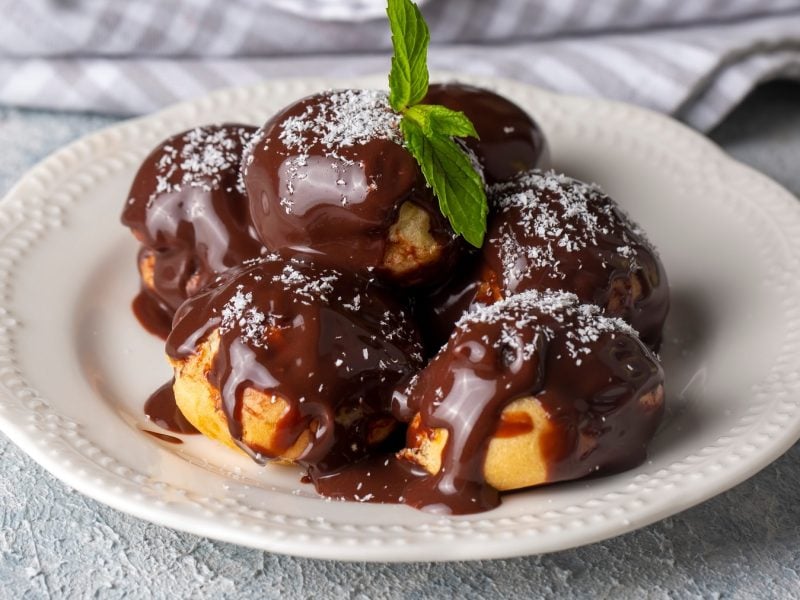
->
[1,0,799,130]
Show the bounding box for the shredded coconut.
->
[263,90,405,215]
[270,263,339,304]
[455,289,637,366]
[342,293,361,311]
[278,89,401,154]
[149,125,253,204]
[219,285,272,347]
[488,170,650,288]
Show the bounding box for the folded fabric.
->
[0,0,799,130]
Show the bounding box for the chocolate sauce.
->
[494,411,535,438]
[423,170,670,349]
[131,290,173,340]
[142,430,184,444]
[166,256,424,472]
[243,90,460,286]
[309,454,425,505]
[424,83,551,184]
[144,380,199,434]
[302,292,663,514]
[391,291,664,513]
[122,124,265,333]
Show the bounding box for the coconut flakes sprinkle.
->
[270,263,340,304]
[210,256,423,368]
[213,256,348,346]
[260,90,405,215]
[455,290,637,365]
[488,170,647,287]
[219,285,272,347]
[150,125,253,204]
[278,89,401,153]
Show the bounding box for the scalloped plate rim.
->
[0,74,798,561]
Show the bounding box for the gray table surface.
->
[1,81,799,599]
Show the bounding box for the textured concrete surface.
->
[1,81,799,599]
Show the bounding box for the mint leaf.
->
[386,0,488,247]
[401,117,487,247]
[405,104,479,138]
[387,0,430,112]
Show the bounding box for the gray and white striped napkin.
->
[1,0,799,130]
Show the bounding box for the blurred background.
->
[0,0,799,130]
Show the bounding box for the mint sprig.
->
[386,0,488,247]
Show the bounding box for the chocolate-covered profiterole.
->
[166,256,424,473]
[424,83,550,184]
[122,124,264,337]
[391,290,664,514]
[425,170,669,348]
[244,89,462,286]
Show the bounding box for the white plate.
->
[0,75,799,562]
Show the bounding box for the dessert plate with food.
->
[0,0,799,561]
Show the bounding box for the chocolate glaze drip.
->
[122,124,265,335]
[422,170,669,349]
[166,256,424,472]
[244,90,460,286]
[309,454,426,505]
[144,380,199,434]
[142,430,184,445]
[131,290,173,340]
[494,411,535,438]
[404,291,662,513]
[312,291,663,514]
[423,83,551,184]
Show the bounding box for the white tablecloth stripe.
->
[0,0,798,130]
